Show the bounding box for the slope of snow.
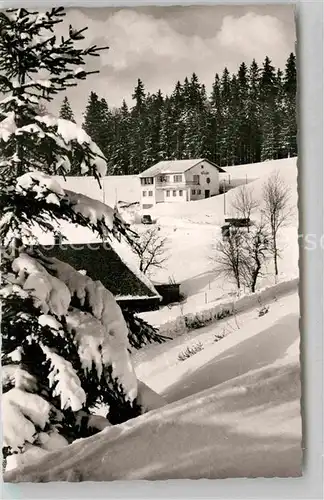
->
[5,290,301,482]
[54,175,140,207]
[138,157,299,318]
[134,290,299,401]
[221,156,298,181]
[147,157,297,224]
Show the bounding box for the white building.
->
[138,159,225,209]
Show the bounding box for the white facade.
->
[139,159,221,209]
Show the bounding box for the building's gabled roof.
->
[138,158,225,177]
[39,241,161,303]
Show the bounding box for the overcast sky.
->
[51,5,296,122]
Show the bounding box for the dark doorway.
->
[204,190,210,198]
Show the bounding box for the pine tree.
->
[59,96,76,123]
[182,74,209,158]
[170,81,186,159]
[273,69,286,159]
[83,92,110,172]
[260,56,277,161]
[130,79,148,173]
[0,7,144,466]
[220,67,232,166]
[236,62,250,164]
[59,96,80,174]
[159,97,175,160]
[109,100,132,175]
[209,73,223,165]
[246,59,262,163]
[143,89,164,166]
[283,53,297,157]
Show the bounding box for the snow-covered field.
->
[6,288,301,481]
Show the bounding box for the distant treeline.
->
[60,53,297,175]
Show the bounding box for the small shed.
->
[154,282,181,305]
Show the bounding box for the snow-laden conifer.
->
[0,7,145,466]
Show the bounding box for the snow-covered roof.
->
[138,159,225,178]
[39,241,161,305]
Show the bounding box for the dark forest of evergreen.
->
[60,53,297,175]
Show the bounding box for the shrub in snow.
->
[214,332,226,342]
[258,305,270,317]
[0,7,160,467]
[178,342,204,361]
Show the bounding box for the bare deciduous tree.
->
[135,227,168,276]
[262,171,292,277]
[241,222,271,293]
[231,185,259,231]
[212,227,246,291]
[213,222,270,294]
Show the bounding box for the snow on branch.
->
[66,309,105,379]
[39,255,138,401]
[0,113,107,178]
[2,388,51,451]
[12,252,71,317]
[1,171,137,249]
[40,343,87,412]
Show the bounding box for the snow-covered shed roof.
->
[138,159,225,178]
[37,235,161,310]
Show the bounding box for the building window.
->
[197,189,201,195]
[141,177,153,185]
[173,174,182,182]
[142,204,153,209]
[173,190,176,197]
[192,189,196,195]
[179,190,183,196]
[142,191,147,197]
[148,191,153,197]
[193,175,200,185]
[166,190,170,197]
[206,177,211,184]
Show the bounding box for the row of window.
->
[142,189,203,198]
[158,174,183,183]
[141,178,154,185]
[166,190,183,197]
[141,174,208,186]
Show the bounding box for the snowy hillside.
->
[54,175,140,207]
[6,288,301,481]
[144,157,298,224]
[135,157,299,323]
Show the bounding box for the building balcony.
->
[156,179,200,187]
